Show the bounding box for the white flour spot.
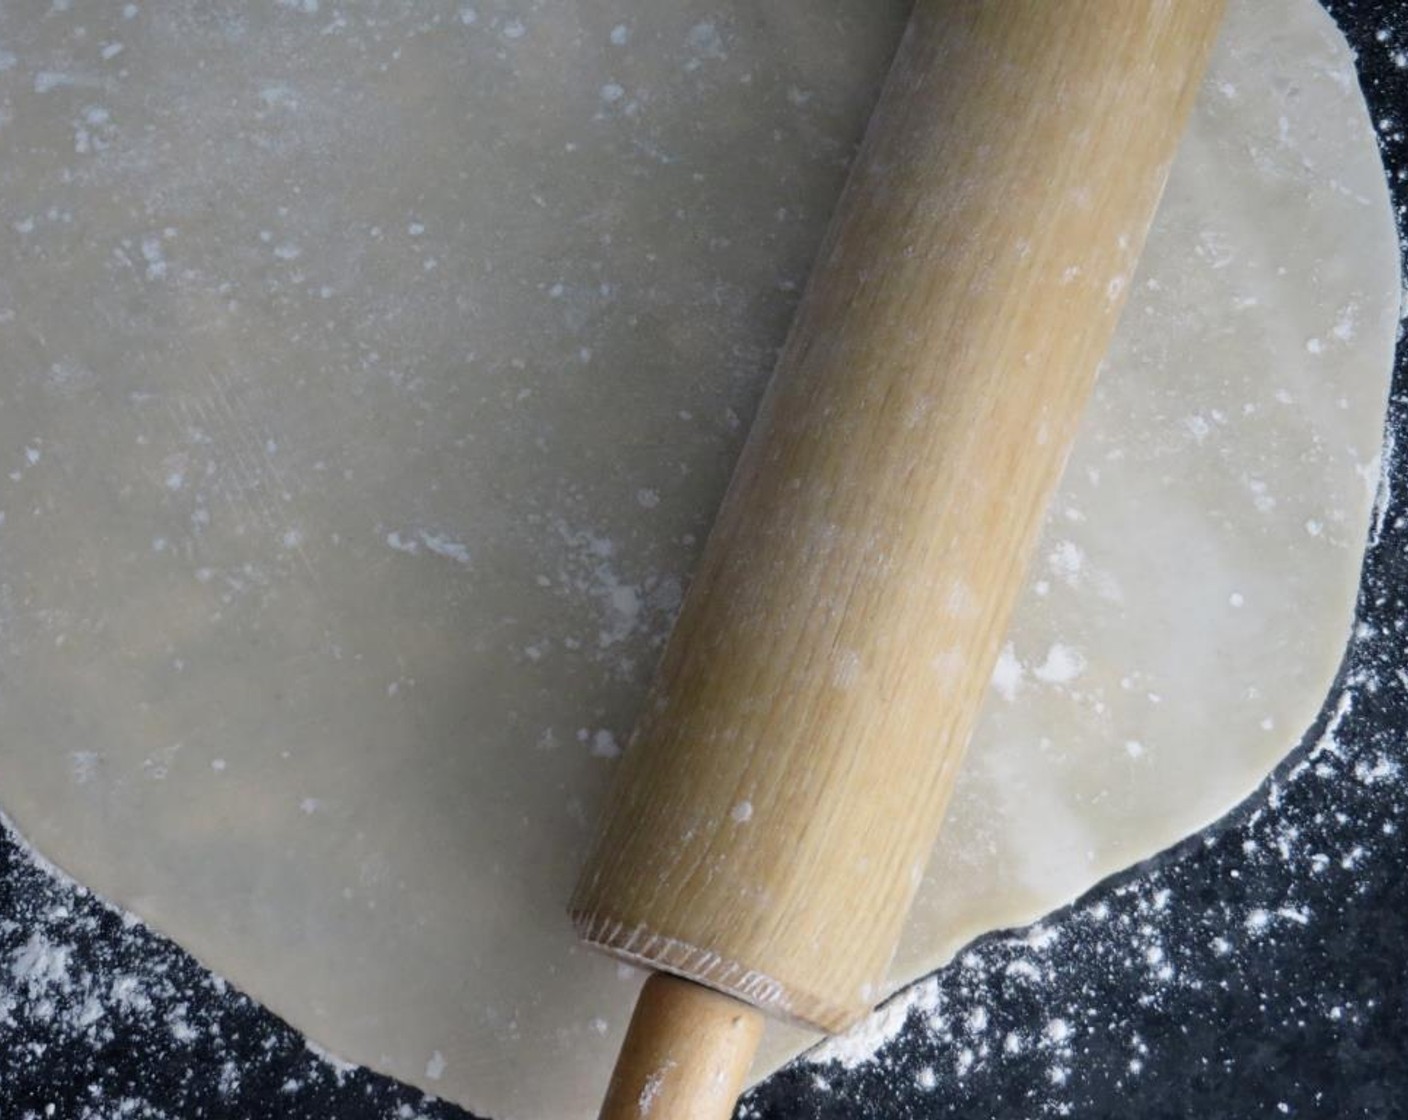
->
[1332,303,1359,341]
[1353,756,1399,784]
[424,1050,445,1081]
[685,22,726,62]
[832,649,862,690]
[1033,644,1086,686]
[730,800,753,824]
[550,521,657,660]
[260,85,298,110]
[419,532,470,565]
[1044,1018,1072,1044]
[303,1040,357,1083]
[991,644,1023,701]
[385,529,470,566]
[34,71,99,94]
[1244,476,1276,513]
[69,751,100,785]
[11,932,72,997]
[1047,540,1084,585]
[638,1060,675,1115]
[808,976,941,1069]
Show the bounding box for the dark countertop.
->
[2,3,1405,1117]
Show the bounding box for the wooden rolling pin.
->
[571,2,1225,1116]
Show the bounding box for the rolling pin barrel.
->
[574,1,1226,1116]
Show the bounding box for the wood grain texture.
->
[573,0,1226,1033]
[597,975,763,1120]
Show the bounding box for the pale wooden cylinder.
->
[573,0,1225,1034]
[598,975,764,1120]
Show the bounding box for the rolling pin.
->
[571,3,1226,1117]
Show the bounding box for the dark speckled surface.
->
[1,3,1405,1118]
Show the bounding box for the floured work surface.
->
[0,1,1397,1117]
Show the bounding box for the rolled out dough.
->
[0,1,1396,1117]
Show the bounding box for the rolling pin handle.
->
[599,974,763,1120]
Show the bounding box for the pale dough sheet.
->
[0,1,1397,1118]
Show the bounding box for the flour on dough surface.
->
[0,1,1397,1119]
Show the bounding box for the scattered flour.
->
[808,976,942,1069]
[990,643,1024,701]
[0,804,443,1115]
[385,529,471,566]
[637,1060,674,1116]
[588,729,620,759]
[1032,643,1086,685]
